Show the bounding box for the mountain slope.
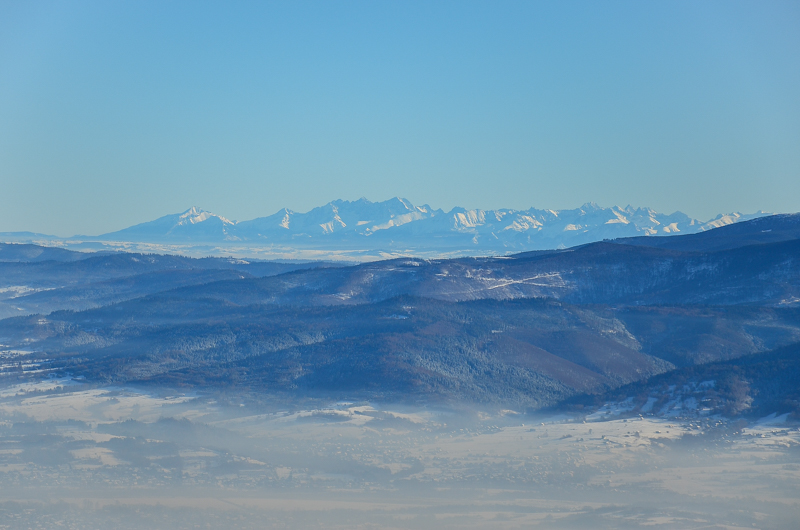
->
[0,243,90,262]
[0,296,677,407]
[559,341,800,419]
[144,236,800,310]
[97,207,237,242]
[612,212,800,252]
[3,294,798,407]
[0,249,342,319]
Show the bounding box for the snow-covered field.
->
[0,380,798,529]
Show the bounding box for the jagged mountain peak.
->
[177,207,235,226]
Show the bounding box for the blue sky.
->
[1,0,799,236]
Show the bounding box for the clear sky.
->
[1,0,799,236]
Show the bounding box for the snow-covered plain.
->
[0,379,797,529]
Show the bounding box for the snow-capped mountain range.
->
[91,198,768,253]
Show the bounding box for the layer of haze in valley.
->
[0,377,797,529]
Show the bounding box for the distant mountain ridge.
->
[0,198,772,258]
[92,198,769,252]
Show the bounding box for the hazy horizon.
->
[2,1,799,235]
[0,197,775,239]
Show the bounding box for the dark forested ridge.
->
[1,213,799,411]
[0,247,341,318]
[0,242,90,262]
[558,341,800,418]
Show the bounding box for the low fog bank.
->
[0,381,798,529]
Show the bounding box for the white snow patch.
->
[640,397,658,413]
[755,412,790,425]
[0,376,81,397]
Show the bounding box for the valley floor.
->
[0,380,798,529]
